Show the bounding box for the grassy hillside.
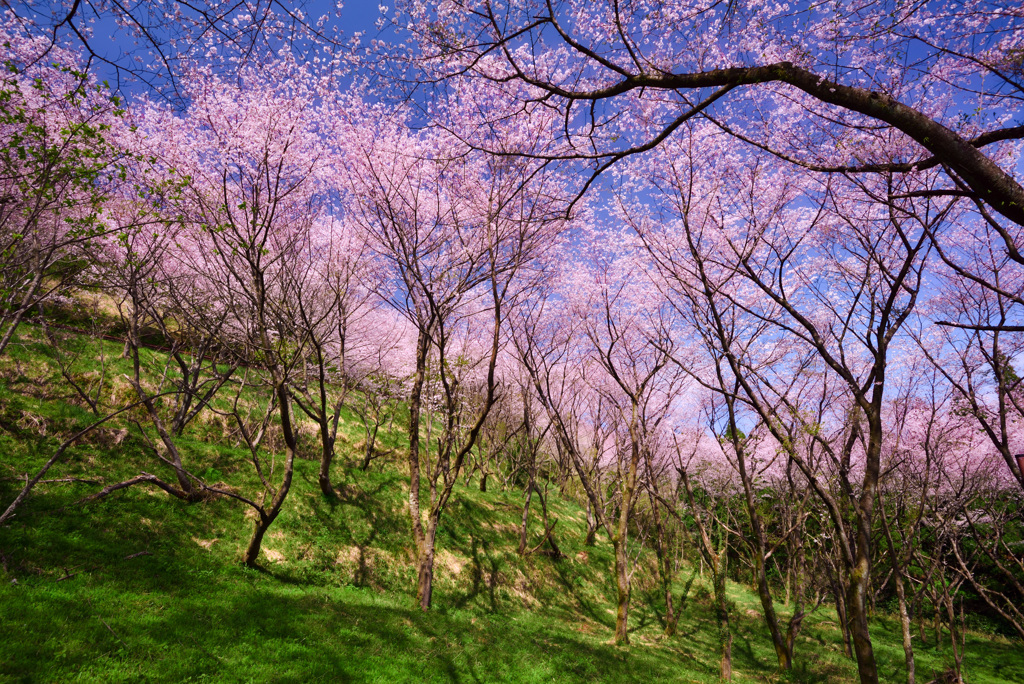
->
[1,323,1022,683]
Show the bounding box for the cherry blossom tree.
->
[0,23,128,356]
[285,216,384,497]
[571,254,682,644]
[511,242,685,644]
[916,218,1024,493]
[638,220,814,672]
[619,117,958,681]
[347,306,417,472]
[671,423,742,680]
[132,56,340,566]
[343,110,565,609]
[510,284,617,547]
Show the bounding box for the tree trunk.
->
[832,570,853,658]
[518,392,538,557]
[715,543,732,681]
[243,512,271,567]
[733,422,791,670]
[785,561,792,607]
[407,329,431,609]
[318,428,336,497]
[917,601,926,647]
[754,549,792,670]
[417,522,438,611]
[847,553,879,684]
[881,506,916,684]
[895,573,916,684]
[679,467,731,679]
[518,482,534,556]
[612,415,641,646]
[0,268,45,357]
[536,485,562,558]
[662,564,676,637]
[941,579,964,684]
[613,537,630,645]
[648,487,676,636]
[847,415,882,684]
[360,422,379,471]
[128,326,196,498]
[585,498,598,546]
[785,540,806,664]
[242,381,297,567]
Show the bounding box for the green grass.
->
[1,323,1023,683]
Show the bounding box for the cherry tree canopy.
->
[393,0,1024,240]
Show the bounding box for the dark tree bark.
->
[241,381,297,567]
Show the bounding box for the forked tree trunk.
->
[416,523,438,611]
[881,506,916,684]
[127,327,197,499]
[939,576,965,684]
[0,268,46,357]
[679,467,732,680]
[360,422,379,470]
[242,382,297,568]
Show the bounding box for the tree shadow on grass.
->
[449,534,501,614]
[2,571,705,683]
[548,556,616,632]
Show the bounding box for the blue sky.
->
[18,0,390,99]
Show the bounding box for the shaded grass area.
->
[2,325,1024,683]
[0,470,707,684]
[2,576,670,684]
